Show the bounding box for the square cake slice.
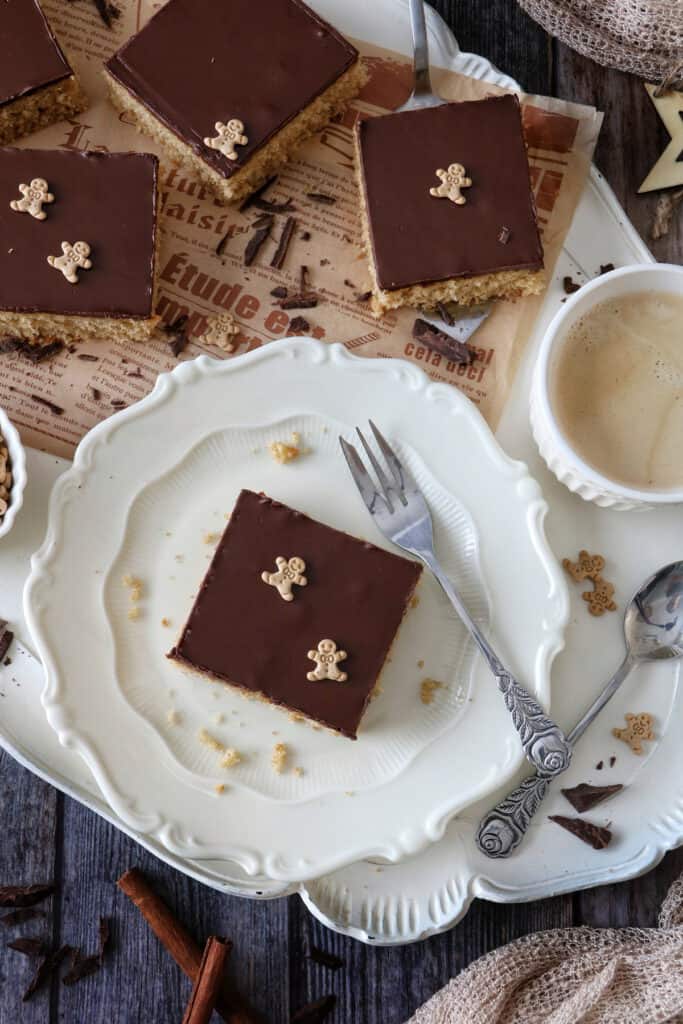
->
[0,148,159,343]
[355,95,545,317]
[104,0,367,205]
[1,0,87,146]
[169,490,422,740]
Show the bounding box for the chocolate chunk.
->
[239,176,278,213]
[270,215,297,269]
[412,318,474,365]
[1,908,42,927]
[244,215,273,267]
[498,225,511,244]
[548,815,612,850]
[292,995,336,1024]
[599,263,615,275]
[308,945,344,970]
[0,884,54,909]
[270,286,288,299]
[278,294,318,310]
[562,276,581,294]
[288,316,310,334]
[561,783,623,814]
[8,937,48,956]
[436,301,455,326]
[306,192,336,205]
[163,314,190,356]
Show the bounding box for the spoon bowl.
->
[625,561,683,662]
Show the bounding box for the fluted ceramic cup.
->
[531,263,683,511]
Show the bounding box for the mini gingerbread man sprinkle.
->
[204,118,248,161]
[429,163,472,205]
[307,639,348,682]
[584,577,617,617]
[613,712,655,755]
[10,178,54,220]
[47,241,92,284]
[261,556,307,602]
[562,549,617,617]
[562,550,605,582]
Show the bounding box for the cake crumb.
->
[167,708,181,726]
[213,712,225,725]
[269,439,300,464]
[410,594,420,609]
[220,748,242,769]
[122,574,143,603]
[201,312,238,352]
[288,712,305,723]
[128,606,140,621]
[215,783,226,795]
[417,659,424,669]
[198,728,224,752]
[272,742,288,773]
[420,678,444,705]
[161,617,171,627]
[203,531,219,545]
[294,766,304,777]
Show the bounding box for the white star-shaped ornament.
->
[638,83,683,193]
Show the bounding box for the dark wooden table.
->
[1,3,681,1021]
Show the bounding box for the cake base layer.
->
[104,58,367,204]
[0,310,160,344]
[0,75,87,147]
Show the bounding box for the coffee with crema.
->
[553,290,683,491]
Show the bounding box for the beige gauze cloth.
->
[407,873,683,1024]
[517,0,683,81]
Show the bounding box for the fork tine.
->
[368,420,413,502]
[356,427,394,513]
[339,437,380,513]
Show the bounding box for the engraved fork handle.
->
[417,548,573,778]
[477,655,635,858]
[408,0,432,95]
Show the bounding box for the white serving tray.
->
[1,0,681,939]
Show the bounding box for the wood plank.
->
[0,750,58,1024]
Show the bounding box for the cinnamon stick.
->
[182,936,231,1024]
[117,869,262,1024]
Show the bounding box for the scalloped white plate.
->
[25,338,566,881]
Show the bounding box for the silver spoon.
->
[476,560,683,859]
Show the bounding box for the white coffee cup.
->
[530,263,683,511]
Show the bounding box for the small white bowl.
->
[531,263,683,511]
[0,406,26,540]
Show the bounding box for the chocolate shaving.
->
[610,755,617,767]
[0,621,14,663]
[62,952,102,986]
[498,225,511,244]
[562,275,581,294]
[0,884,54,909]
[31,394,64,415]
[599,263,615,275]
[436,301,455,326]
[164,314,190,357]
[270,216,297,269]
[548,815,612,850]
[412,318,474,365]
[244,215,274,267]
[8,937,48,956]
[305,192,336,205]
[253,196,295,214]
[215,232,230,257]
[595,760,604,771]
[291,994,337,1024]
[288,316,310,334]
[239,175,278,213]
[23,945,71,1002]
[1,908,42,927]
[90,386,102,402]
[98,917,110,962]
[270,286,288,298]
[278,294,318,310]
[252,213,275,230]
[308,945,344,970]
[562,783,623,814]
[77,353,99,362]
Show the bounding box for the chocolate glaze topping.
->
[106,0,359,180]
[1,0,72,107]
[169,489,422,740]
[0,149,158,318]
[357,95,544,291]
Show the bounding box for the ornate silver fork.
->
[339,421,572,778]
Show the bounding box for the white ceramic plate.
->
[25,339,566,881]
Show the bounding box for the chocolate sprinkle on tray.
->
[306,192,336,205]
[77,353,99,362]
[561,783,623,814]
[288,316,310,334]
[610,755,617,767]
[62,952,102,986]
[278,294,318,310]
[270,215,297,270]
[1,908,43,927]
[600,263,615,275]
[412,318,474,365]
[253,195,295,214]
[244,215,274,267]
[239,175,278,213]
[90,386,102,402]
[291,994,337,1024]
[549,815,612,850]
[0,884,54,909]
[308,945,344,970]
[215,232,230,257]
[110,399,126,408]
[596,760,604,770]
[300,231,312,241]
[562,275,581,294]
[270,286,288,299]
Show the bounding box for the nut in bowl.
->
[0,406,26,540]
[531,264,683,510]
